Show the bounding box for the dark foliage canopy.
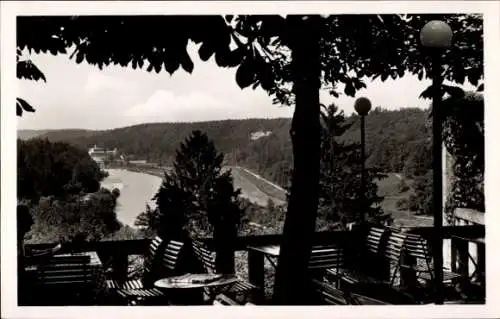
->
[17,138,107,200]
[17,14,483,112]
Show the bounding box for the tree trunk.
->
[272,15,322,305]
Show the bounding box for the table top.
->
[247,245,280,257]
[154,273,240,289]
[54,251,102,266]
[247,244,338,257]
[25,251,102,271]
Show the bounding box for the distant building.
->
[88,145,118,168]
[250,130,272,140]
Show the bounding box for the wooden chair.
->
[106,237,185,305]
[326,227,384,286]
[192,239,257,303]
[400,233,463,287]
[34,254,93,305]
[308,244,345,288]
[385,231,408,286]
[309,244,345,271]
[384,231,463,303]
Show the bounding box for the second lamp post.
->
[354,97,372,223]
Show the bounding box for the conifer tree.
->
[150,130,243,246]
[318,103,391,227]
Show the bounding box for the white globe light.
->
[420,20,453,48]
[354,97,372,116]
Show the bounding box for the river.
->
[100,169,163,227]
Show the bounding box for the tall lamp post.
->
[420,20,453,305]
[354,97,372,224]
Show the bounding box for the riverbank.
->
[122,164,167,179]
[120,164,287,207]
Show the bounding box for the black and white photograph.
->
[1,1,499,318]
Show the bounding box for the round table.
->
[154,273,240,305]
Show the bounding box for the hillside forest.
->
[20,106,436,217]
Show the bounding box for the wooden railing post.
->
[455,239,469,289]
[112,252,129,282]
[450,238,458,273]
[476,243,485,288]
[213,223,236,274]
[248,250,265,303]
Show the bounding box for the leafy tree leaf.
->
[180,52,194,73]
[343,80,355,97]
[75,52,85,64]
[163,58,180,74]
[16,97,36,116]
[329,90,339,98]
[442,85,465,99]
[199,42,215,61]
[17,60,46,82]
[235,56,256,89]
[419,85,433,100]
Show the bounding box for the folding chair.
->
[402,233,463,287]
[192,239,257,303]
[106,237,185,305]
[326,226,387,287]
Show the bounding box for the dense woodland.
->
[21,100,484,220]
[20,107,435,213]
[20,107,431,181]
[17,139,133,244]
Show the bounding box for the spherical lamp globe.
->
[420,20,453,48]
[354,97,372,116]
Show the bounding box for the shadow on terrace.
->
[19,222,485,306]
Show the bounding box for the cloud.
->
[84,71,132,93]
[125,90,234,122]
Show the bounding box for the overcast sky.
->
[17,41,476,131]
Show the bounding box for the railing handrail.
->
[25,225,484,255]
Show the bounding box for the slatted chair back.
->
[385,231,407,263]
[365,227,388,255]
[400,233,446,283]
[310,278,348,305]
[382,230,408,285]
[36,255,92,290]
[142,236,164,282]
[309,244,344,270]
[192,239,217,274]
[402,233,431,261]
[161,240,185,272]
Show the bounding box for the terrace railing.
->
[24,224,484,304]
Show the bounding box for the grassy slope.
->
[376,173,432,228]
[126,163,429,228]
